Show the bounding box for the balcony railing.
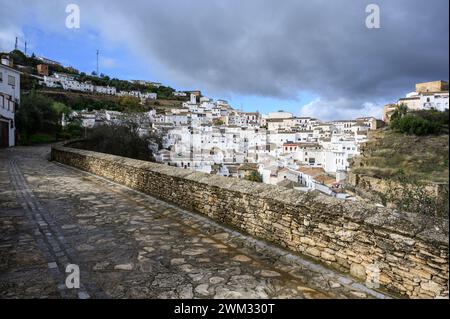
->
[0,97,16,113]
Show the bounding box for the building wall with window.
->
[0,64,21,147]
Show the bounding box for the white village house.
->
[0,61,20,147]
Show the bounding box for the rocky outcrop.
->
[51,144,449,299]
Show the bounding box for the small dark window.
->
[8,75,15,86]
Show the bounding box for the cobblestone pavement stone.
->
[0,146,391,299]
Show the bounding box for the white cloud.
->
[299,98,383,121]
[1,0,447,119]
[0,27,23,52]
[100,56,118,70]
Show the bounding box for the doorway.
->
[0,120,9,148]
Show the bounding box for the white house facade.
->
[0,63,20,147]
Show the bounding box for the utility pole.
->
[96,49,99,76]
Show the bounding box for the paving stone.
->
[260,270,282,277]
[232,255,252,262]
[209,276,225,284]
[181,248,208,256]
[170,258,185,266]
[195,284,210,296]
[78,291,90,299]
[48,262,58,269]
[0,146,392,300]
[114,264,133,271]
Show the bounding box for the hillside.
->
[348,128,448,217]
[24,89,183,113]
[351,129,449,183]
[3,49,184,100]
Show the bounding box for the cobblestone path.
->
[0,146,390,299]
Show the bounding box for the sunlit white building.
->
[0,63,20,147]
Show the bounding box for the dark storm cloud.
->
[4,0,449,114]
[89,0,448,104]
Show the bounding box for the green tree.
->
[213,119,225,126]
[244,171,263,183]
[77,122,157,161]
[390,103,408,123]
[118,96,142,112]
[400,115,439,135]
[16,90,60,144]
[52,102,71,118]
[9,50,27,65]
[59,121,83,140]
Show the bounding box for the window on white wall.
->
[8,75,15,86]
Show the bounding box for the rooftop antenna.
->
[96,49,99,75]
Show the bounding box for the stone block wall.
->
[51,144,449,298]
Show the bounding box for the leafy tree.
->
[16,90,60,144]
[20,73,39,91]
[414,108,449,128]
[213,119,225,126]
[390,103,409,122]
[76,122,158,161]
[52,102,71,118]
[9,50,27,65]
[244,171,263,183]
[391,113,441,136]
[390,107,447,136]
[118,96,142,112]
[59,121,83,140]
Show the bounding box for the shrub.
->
[16,90,61,144]
[414,109,449,127]
[244,171,263,183]
[76,123,161,162]
[66,122,83,138]
[391,114,441,135]
[379,171,448,218]
[116,96,147,113]
[58,122,83,140]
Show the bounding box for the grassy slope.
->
[36,89,118,103]
[29,89,184,112]
[352,129,449,183]
[146,99,185,114]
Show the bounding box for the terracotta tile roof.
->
[297,167,325,176]
[314,174,336,186]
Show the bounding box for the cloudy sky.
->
[1,0,448,119]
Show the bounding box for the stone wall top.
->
[53,143,449,247]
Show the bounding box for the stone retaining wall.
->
[51,144,449,299]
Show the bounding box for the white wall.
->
[0,64,20,147]
[0,65,20,102]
